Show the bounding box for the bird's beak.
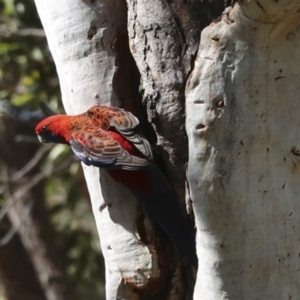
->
[37,135,46,143]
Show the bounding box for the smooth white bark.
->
[34,0,300,298]
[34,1,156,299]
[186,2,300,299]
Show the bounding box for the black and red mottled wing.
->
[69,128,150,170]
[85,106,153,161]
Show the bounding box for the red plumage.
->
[35,105,197,266]
[35,114,74,144]
[35,107,153,192]
[104,130,153,193]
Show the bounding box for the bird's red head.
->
[35,115,71,144]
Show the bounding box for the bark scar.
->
[255,0,267,14]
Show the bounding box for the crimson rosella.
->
[35,105,197,266]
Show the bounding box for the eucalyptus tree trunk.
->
[34,0,300,299]
[186,1,300,299]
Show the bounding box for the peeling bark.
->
[33,0,286,299]
[34,0,195,298]
[186,2,300,299]
[126,0,225,199]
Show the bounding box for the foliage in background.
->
[0,0,105,298]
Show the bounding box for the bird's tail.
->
[132,165,197,267]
